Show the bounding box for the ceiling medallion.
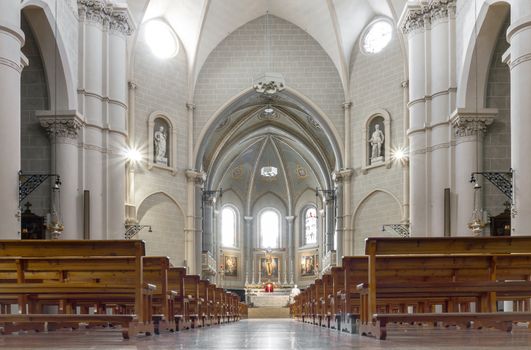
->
[296,164,307,179]
[260,166,278,178]
[258,105,279,121]
[232,165,243,179]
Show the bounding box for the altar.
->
[246,286,292,308]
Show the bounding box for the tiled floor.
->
[1,319,531,349]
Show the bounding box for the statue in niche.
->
[153,120,169,166]
[369,121,385,164]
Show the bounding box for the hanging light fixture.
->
[252,5,285,95]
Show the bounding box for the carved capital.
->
[78,0,134,35]
[78,0,109,25]
[37,110,85,140]
[450,108,497,138]
[400,0,456,34]
[186,102,196,111]
[109,5,134,35]
[285,216,295,223]
[401,80,409,88]
[244,216,254,222]
[128,81,137,90]
[185,169,207,185]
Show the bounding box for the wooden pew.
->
[0,240,153,339]
[214,287,224,324]
[168,267,190,331]
[314,279,323,326]
[330,267,344,330]
[198,280,210,327]
[207,284,217,324]
[320,274,333,328]
[239,302,248,319]
[360,236,531,340]
[183,275,200,328]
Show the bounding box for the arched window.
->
[303,206,317,245]
[221,206,237,247]
[259,209,280,249]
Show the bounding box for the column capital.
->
[401,80,409,88]
[37,110,85,140]
[342,101,352,110]
[128,81,137,90]
[186,102,196,111]
[185,169,206,185]
[399,0,456,34]
[244,216,254,222]
[78,0,134,35]
[450,108,497,137]
[285,216,295,222]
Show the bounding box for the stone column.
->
[0,0,25,236]
[508,1,531,235]
[341,101,353,258]
[399,0,456,236]
[244,216,253,285]
[400,3,428,236]
[451,110,495,235]
[185,170,205,274]
[105,6,132,239]
[125,81,137,226]
[285,216,295,284]
[324,192,335,252]
[38,112,85,239]
[202,194,215,253]
[333,169,352,263]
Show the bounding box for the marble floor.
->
[1,319,531,349]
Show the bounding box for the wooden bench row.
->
[0,240,245,338]
[291,236,531,339]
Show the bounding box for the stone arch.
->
[22,1,76,110]
[456,0,510,110]
[350,189,402,255]
[137,191,186,266]
[193,86,345,172]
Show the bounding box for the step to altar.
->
[247,307,290,319]
[246,287,292,308]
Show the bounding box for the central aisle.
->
[2,319,531,349]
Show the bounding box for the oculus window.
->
[144,20,179,59]
[260,209,280,249]
[361,19,393,54]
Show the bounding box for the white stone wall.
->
[348,29,405,251]
[352,190,400,255]
[137,192,185,266]
[132,22,189,265]
[193,15,345,143]
[484,17,511,217]
[20,14,51,217]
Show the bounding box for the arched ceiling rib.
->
[134,0,406,97]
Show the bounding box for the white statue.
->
[154,125,167,164]
[289,284,301,304]
[369,123,384,161]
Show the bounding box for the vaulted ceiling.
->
[130,0,407,97]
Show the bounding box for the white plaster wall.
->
[137,192,185,266]
[193,15,345,144]
[349,29,405,248]
[132,22,188,222]
[20,13,51,217]
[352,191,401,255]
[484,17,511,217]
